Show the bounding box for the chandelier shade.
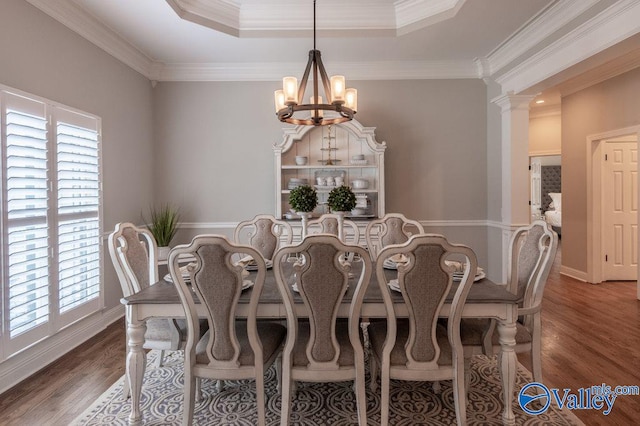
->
[274,1,357,126]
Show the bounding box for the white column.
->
[492,93,534,281]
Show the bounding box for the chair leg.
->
[531,344,543,384]
[432,380,442,394]
[256,371,266,426]
[380,370,390,426]
[464,357,471,393]
[182,370,196,426]
[276,354,283,394]
[369,354,379,392]
[217,380,225,392]
[280,370,292,426]
[453,360,468,426]
[355,367,367,426]
[195,378,202,402]
[156,349,165,368]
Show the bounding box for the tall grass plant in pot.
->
[146,204,180,260]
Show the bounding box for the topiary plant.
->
[327,185,356,212]
[289,185,318,213]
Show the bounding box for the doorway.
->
[587,126,640,283]
[602,138,638,280]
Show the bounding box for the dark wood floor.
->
[1,243,639,425]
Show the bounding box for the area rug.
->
[74,351,583,425]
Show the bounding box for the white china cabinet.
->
[274,119,387,220]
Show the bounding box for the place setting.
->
[235,255,274,271]
[387,260,485,292]
[163,263,255,290]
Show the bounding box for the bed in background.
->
[545,192,561,236]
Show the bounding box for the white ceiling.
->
[24,0,639,105]
[28,0,565,77]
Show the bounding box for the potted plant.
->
[146,204,180,260]
[327,185,356,213]
[289,185,318,214]
[289,185,317,237]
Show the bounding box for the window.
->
[1,87,102,359]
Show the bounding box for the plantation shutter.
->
[2,92,51,348]
[55,107,101,323]
[1,87,103,359]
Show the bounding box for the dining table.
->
[121,259,522,426]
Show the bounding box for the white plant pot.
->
[158,246,170,261]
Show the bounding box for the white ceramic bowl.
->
[351,179,369,189]
[295,156,308,165]
[351,208,366,216]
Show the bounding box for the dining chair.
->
[364,213,424,260]
[306,213,360,245]
[461,219,558,385]
[368,234,478,426]
[169,235,286,426]
[233,214,293,262]
[108,222,186,368]
[273,234,373,426]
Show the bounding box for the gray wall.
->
[0,0,155,310]
[562,67,640,272]
[154,79,488,223]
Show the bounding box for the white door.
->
[603,140,638,280]
[530,158,542,219]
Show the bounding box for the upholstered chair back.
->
[234,214,293,261]
[307,214,360,245]
[507,220,558,324]
[273,234,372,369]
[170,235,268,368]
[108,222,158,297]
[377,234,477,368]
[365,213,424,260]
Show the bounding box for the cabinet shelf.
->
[282,188,377,194]
[282,164,376,169]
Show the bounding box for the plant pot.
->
[158,246,170,261]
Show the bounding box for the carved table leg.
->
[126,305,147,426]
[497,316,518,425]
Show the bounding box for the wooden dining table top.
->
[123,260,521,308]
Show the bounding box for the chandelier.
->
[274,0,357,126]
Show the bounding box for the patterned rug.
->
[74,351,583,425]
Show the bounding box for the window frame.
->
[0,85,103,360]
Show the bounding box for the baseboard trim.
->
[0,305,124,395]
[560,265,588,282]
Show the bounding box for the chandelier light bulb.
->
[274,90,286,113]
[330,75,345,103]
[345,88,357,112]
[283,77,298,104]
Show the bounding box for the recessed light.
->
[535,99,545,104]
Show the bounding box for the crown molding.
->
[154,60,478,81]
[165,0,466,37]
[555,45,640,96]
[25,0,154,78]
[395,0,466,35]
[166,0,241,36]
[496,0,640,94]
[485,0,599,76]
